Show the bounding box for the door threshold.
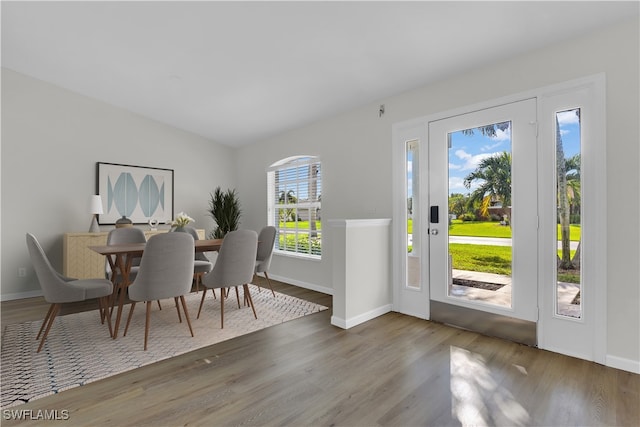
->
[430,300,537,347]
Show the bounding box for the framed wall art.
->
[96,162,174,225]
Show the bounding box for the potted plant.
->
[207,187,242,238]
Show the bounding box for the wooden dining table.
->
[89,238,224,339]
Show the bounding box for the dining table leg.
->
[106,254,120,319]
[112,253,133,339]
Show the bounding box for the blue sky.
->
[447,109,581,195]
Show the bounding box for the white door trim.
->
[537,74,607,364]
[428,98,538,322]
[392,74,607,364]
[392,122,429,319]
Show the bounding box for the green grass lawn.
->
[448,220,512,238]
[449,220,581,240]
[280,220,322,230]
[449,243,512,275]
[449,243,579,283]
[407,219,580,283]
[408,219,581,240]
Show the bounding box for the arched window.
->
[267,156,322,258]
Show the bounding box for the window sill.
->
[274,250,321,262]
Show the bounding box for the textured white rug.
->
[1,285,327,408]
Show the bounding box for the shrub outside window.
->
[267,156,321,258]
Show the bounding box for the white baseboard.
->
[606,354,640,374]
[1,289,43,302]
[265,273,334,296]
[331,304,392,329]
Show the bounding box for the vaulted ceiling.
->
[2,1,637,146]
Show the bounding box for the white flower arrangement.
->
[172,212,194,227]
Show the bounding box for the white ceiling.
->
[2,1,637,147]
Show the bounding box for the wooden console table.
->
[63,229,205,279]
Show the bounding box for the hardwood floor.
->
[2,278,638,426]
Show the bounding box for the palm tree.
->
[565,154,581,216]
[462,122,510,138]
[556,115,577,270]
[278,189,297,222]
[565,154,581,267]
[463,151,512,222]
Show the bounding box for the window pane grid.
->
[268,157,321,258]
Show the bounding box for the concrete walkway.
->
[451,269,581,318]
[449,235,579,250]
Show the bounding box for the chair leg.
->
[36,304,55,340]
[144,301,152,351]
[197,288,208,319]
[109,281,124,317]
[157,300,162,310]
[220,289,225,329]
[243,284,258,319]
[124,302,137,337]
[37,303,60,353]
[234,286,241,308]
[180,295,194,337]
[193,273,201,293]
[264,272,276,297]
[100,297,114,338]
[174,297,182,323]
[98,296,107,324]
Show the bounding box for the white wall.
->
[330,219,392,329]
[236,18,639,366]
[1,69,236,299]
[2,17,637,366]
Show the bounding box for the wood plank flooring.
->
[2,278,638,426]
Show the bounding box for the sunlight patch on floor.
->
[450,345,530,426]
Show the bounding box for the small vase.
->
[174,226,186,232]
[115,216,133,228]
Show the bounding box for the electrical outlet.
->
[18,267,26,277]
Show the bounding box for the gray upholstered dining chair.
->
[123,232,195,350]
[197,229,258,328]
[174,226,213,293]
[105,227,147,283]
[105,227,160,311]
[254,226,277,297]
[26,233,113,352]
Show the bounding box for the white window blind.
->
[267,156,322,258]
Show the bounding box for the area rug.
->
[1,285,327,408]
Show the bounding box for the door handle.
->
[430,229,439,235]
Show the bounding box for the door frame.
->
[392,74,606,363]
[537,75,607,363]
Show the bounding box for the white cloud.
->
[481,141,504,151]
[449,176,480,193]
[454,149,497,171]
[491,127,511,142]
[449,176,467,191]
[455,149,471,160]
[557,110,579,125]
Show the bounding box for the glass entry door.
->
[428,99,538,344]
